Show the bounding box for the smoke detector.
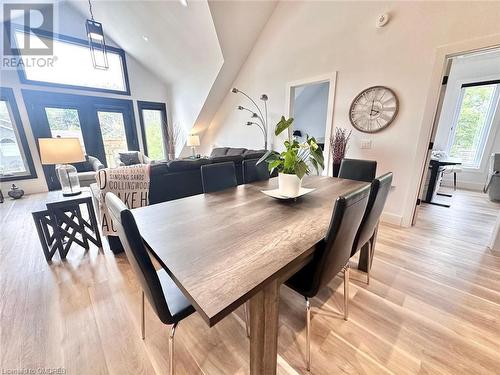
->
[376,13,390,28]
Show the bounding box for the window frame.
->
[446,82,500,169]
[0,87,37,182]
[7,23,131,96]
[22,89,138,190]
[137,101,169,159]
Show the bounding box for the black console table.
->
[423,157,462,208]
[32,189,102,262]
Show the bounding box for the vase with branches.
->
[167,122,185,161]
[330,127,352,177]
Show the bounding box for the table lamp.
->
[39,137,85,196]
[187,135,200,158]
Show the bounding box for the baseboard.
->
[380,211,403,226]
[440,179,483,191]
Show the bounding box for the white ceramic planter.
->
[278,173,302,197]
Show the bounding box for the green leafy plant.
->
[257,116,324,179]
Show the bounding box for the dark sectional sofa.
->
[149,147,269,203]
[95,147,273,252]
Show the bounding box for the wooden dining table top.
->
[132,176,367,327]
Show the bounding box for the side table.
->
[32,189,102,262]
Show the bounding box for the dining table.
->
[132,175,367,374]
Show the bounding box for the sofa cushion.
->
[226,147,247,156]
[119,151,141,166]
[78,171,97,188]
[210,155,244,164]
[71,155,91,173]
[210,147,229,157]
[150,162,170,176]
[167,158,211,172]
[243,149,267,159]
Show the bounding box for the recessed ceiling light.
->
[142,36,149,42]
[179,0,188,7]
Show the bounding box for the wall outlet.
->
[360,139,372,149]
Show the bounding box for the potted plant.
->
[329,127,352,177]
[258,116,324,197]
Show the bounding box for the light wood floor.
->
[1,188,499,374]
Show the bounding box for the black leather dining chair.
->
[242,159,270,183]
[201,161,237,193]
[285,184,370,371]
[338,158,377,182]
[106,192,195,375]
[351,172,393,284]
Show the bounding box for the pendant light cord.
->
[88,0,94,20]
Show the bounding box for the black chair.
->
[351,172,393,284]
[285,184,370,371]
[201,161,237,193]
[338,158,377,182]
[106,192,195,375]
[242,159,270,183]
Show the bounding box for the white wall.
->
[433,51,500,191]
[293,81,329,142]
[202,1,500,226]
[0,2,169,194]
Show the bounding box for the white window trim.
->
[446,83,500,169]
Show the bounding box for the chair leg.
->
[244,302,250,338]
[343,264,349,321]
[305,297,311,372]
[169,322,178,375]
[454,172,457,191]
[367,241,372,285]
[141,290,145,340]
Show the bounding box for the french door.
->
[23,90,138,190]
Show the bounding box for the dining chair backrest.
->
[106,192,174,325]
[352,172,393,255]
[243,159,270,183]
[307,184,370,297]
[201,161,237,193]
[338,158,377,182]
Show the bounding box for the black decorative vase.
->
[8,184,24,199]
[332,162,341,177]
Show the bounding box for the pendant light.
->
[86,0,108,69]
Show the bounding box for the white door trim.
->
[284,72,338,176]
[405,33,500,227]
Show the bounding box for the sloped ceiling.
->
[68,0,222,92]
[66,0,277,155]
[188,0,278,153]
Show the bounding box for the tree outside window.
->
[448,84,499,168]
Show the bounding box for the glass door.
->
[97,111,128,167]
[23,90,138,190]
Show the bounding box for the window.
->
[13,29,129,94]
[137,101,168,160]
[45,107,86,152]
[23,90,138,189]
[447,83,500,168]
[0,88,36,181]
[97,111,128,168]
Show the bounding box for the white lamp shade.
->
[187,135,200,147]
[39,138,85,165]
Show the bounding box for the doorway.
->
[413,48,500,245]
[23,90,138,190]
[286,73,336,176]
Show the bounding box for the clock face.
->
[349,86,399,133]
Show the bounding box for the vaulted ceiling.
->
[67,0,277,154]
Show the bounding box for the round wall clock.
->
[349,86,399,133]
